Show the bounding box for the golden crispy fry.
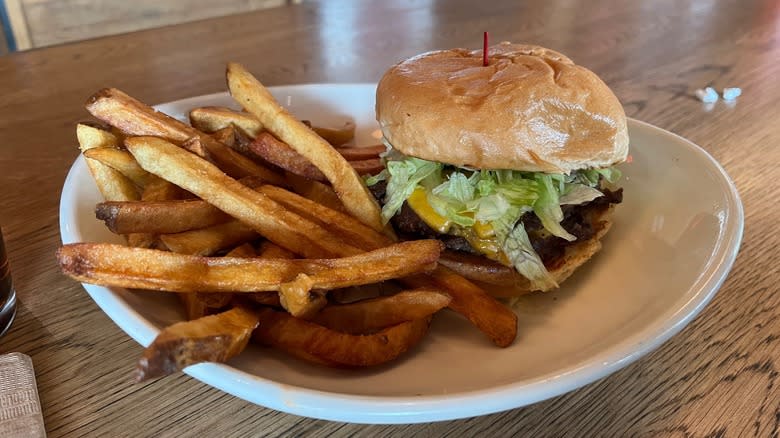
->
[77,122,120,149]
[132,172,190,249]
[246,242,291,308]
[256,241,294,259]
[181,137,210,160]
[278,273,327,318]
[253,308,430,367]
[312,289,450,334]
[184,243,257,319]
[404,267,518,348]
[141,177,188,201]
[77,123,149,246]
[95,200,231,235]
[191,106,353,147]
[248,132,326,181]
[189,106,263,137]
[211,125,236,148]
[226,63,383,232]
[135,306,259,381]
[336,144,384,160]
[348,158,383,176]
[179,292,209,321]
[259,185,390,251]
[224,242,256,258]
[58,240,440,293]
[125,233,157,249]
[248,133,381,179]
[77,123,139,202]
[159,220,258,256]
[83,147,150,188]
[216,125,255,158]
[85,88,285,185]
[125,136,361,258]
[284,172,345,213]
[311,122,355,147]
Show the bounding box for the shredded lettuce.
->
[501,220,559,290]
[432,172,475,203]
[574,167,623,187]
[380,157,440,224]
[364,169,388,186]
[533,174,576,241]
[559,183,603,205]
[366,149,622,290]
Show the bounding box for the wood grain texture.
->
[8,0,294,50]
[0,0,778,436]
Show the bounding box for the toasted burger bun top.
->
[376,42,629,173]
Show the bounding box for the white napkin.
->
[0,353,46,437]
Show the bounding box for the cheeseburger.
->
[367,42,628,295]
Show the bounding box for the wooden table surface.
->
[1,0,778,436]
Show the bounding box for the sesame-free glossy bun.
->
[376,43,629,173]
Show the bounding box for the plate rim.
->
[59,85,744,424]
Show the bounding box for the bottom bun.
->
[440,206,614,298]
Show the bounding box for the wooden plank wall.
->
[3,0,296,51]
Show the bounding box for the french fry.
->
[224,242,256,258]
[247,242,291,308]
[85,88,285,185]
[336,144,385,160]
[77,122,120,149]
[77,123,153,246]
[189,106,262,137]
[252,308,430,367]
[278,273,326,318]
[310,122,355,147]
[283,172,345,213]
[83,148,150,188]
[256,241,294,259]
[95,199,231,235]
[211,125,236,148]
[216,125,255,158]
[135,305,259,381]
[57,240,441,293]
[183,243,257,319]
[248,133,379,179]
[159,220,258,256]
[404,267,518,348]
[133,172,190,249]
[348,158,383,176]
[247,132,326,181]
[179,291,210,321]
[141,177,188,201]
[125,136,362,258]
[125,233,157,249]
[312,289,450,334]
[258,185,390,251]
[77,123,139,202]
[181,137,210,160]
[190,106,354,147]
[226,62,384,232]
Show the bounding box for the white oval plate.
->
[59,84,743,424]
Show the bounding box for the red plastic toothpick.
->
[483,32,489,66]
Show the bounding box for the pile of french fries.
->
[58,62,518,381]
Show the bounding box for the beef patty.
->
[369,181,622,269]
